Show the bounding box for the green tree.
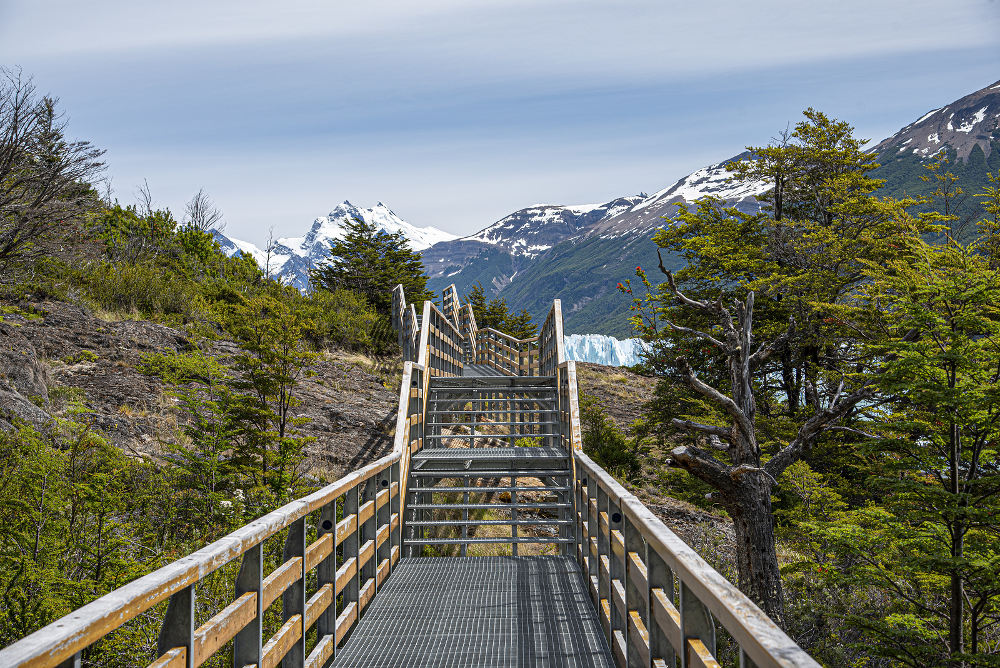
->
[463,281,538,338]
[223,294,316,497]
[823,229,1000,666]
[624,109,921,623]
[310,216,431,315]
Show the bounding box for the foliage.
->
[579,393,643,480]
[310,215,431,316]
[0,67,105,275]
[463,281,538,338]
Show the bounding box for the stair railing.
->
[0,454,404,668]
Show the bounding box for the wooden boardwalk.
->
[332,557,613,667]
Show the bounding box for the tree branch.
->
[670,444,734,492]
[765,386,873,478]
[677,358,754,437]
[671,418,733,441]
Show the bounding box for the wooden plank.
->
[628,551,648,593]
[611,579,627,619]
[359,577,376,611]
[358,539,375,568]
[305,634,334,668]
[335,603,357,645]
[611,530,625,558]
[600,599,611,636]
[193,592,257,664]
[262,557,302,610]
[650,588,682,654]
[335,558,357,596]
[336,514,357,546]
[376,523,390,549]
[261,614,302,668]
[147,648,185,668]
[377,557,391,583]
[358,499,375,525]
[612,630,627,667]
[304,583,334,630]
[628,611,651,666]
[687,638,721,668]
[305,533,333,571]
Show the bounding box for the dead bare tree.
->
[183,188,224,232]
[660,267,872,625]
[0,67,105,276]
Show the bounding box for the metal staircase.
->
[403,374,574,555]
[0,282,822,668]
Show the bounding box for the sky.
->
[1,0,999,246]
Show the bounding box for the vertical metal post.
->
[158,584,195,668]
[282,517,307,668]
[680,581,715,668]
[317,499,338,660]
[609,499,625,646]
[233,543,263,667]
[511,474,519,556]
[55,652,81,668]
[342,485,360,643]
[360,477,376,599]
[647,548,677,667]
[462,473,469,557]
[376,470,391,588]
[624,514,646,668]
[597,486,611,641]
[390,461,401,563]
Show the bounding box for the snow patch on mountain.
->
[214,201,456,291]
[563,334,650,367]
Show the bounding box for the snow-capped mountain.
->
[874,79,1000,161]
[423,156,767,334]
[563,334,649,367]
[214,201,457,291]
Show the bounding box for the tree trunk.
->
[723,476,786,626]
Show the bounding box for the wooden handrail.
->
[574,451,820,668]
[0,453,401,668]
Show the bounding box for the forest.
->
[2,63,1000,667]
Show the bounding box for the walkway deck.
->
[332,556,614,667]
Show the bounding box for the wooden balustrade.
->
[0,282,821,668]
[0,455,402,668]
[573,452,821,668]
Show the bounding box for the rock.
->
[0,322,49,400]
[0,389,52,430]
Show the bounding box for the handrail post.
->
[317,499,338,660]
[233,543,264,667]
[283,516,307,667]
[157,584,194,668]
[624,515,646,668]
[680,581,716,668]
[646,548,677,666]
[343,485,360,642]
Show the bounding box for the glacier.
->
[563,334,650,367]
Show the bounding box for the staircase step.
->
[428,409,559,415]
[406,519,574,526]
[427,421,556,427]
[408,469,572,477]
[432,376,556,384]
[411,485,570,493]
[425,434,555,440]
[403,537,574,545]
[406,502,570,510]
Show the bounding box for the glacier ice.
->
[563,334,649,367]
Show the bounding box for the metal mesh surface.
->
[332,556,613,667]
[413,447,566,461]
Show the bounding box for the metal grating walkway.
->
[332,556,614,667]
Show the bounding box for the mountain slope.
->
[215,201,456,290]
[424,157,766,336]
[872,79,1000,229]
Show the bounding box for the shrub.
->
[579,393,643,480]
[81,261,200,318]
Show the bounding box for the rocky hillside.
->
[0,301,397,479]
